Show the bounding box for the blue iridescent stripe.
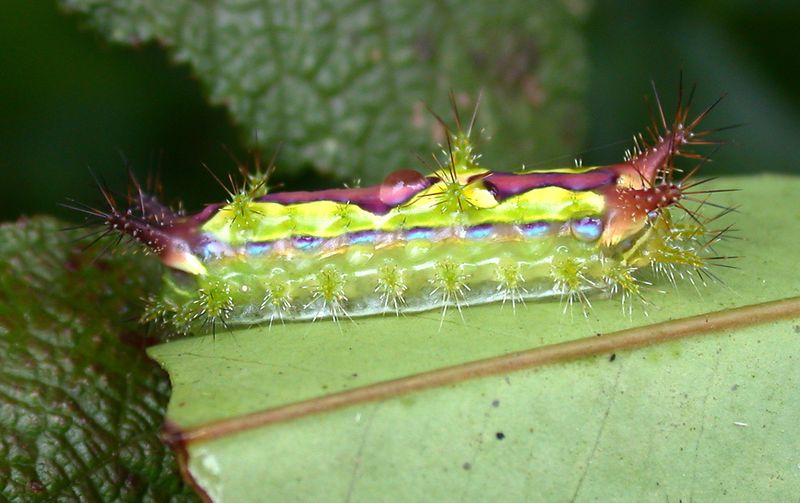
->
[245,241,273,255]
[465,223,494,239]
[571,217,603,242]
[349,230,378,245]
[518,221,552,237]
[293,236,323,250]
[406,227,434,240]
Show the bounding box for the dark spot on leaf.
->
[414,31,436,61]
[609,353,616,362]
[491,399,500,407]
[27,481,44,494]
[559,103,583,145]
[495,432,505,440]
[462,462,471,470]
[124,473,141,490]
[63,254,82,272]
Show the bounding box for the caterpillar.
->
[71,83,731,334]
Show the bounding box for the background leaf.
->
[150,175,800,501]
[60,0,588,181]
[0,218,196,502]
[3,2,799,222]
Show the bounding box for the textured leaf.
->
[0,218,195,502]
[150,175,800,501]
[60,0,589,181]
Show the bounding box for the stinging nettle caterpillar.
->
[70,82,734,335]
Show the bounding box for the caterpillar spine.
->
[71,83,732,335]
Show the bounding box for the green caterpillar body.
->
[85,89,727,334]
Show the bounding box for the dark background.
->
[1,0,798,221]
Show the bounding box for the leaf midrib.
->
[163,295,800,445]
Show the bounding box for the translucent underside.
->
[212,237,588,322]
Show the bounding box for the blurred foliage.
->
[582,0,800,181]
[59,0,588,185]
[0,218,197,501]
[0,0,798,222]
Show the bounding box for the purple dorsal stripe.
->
[259,187,388,213]
[257,177,436,215]
[480,169,617,202]
[192,203,225,225]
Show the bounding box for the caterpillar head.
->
[601,83,725,247]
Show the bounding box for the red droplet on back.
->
[379,169,429,206]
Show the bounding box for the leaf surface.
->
[61,0,589,181]
[150,175,800,501]
[0,218,196,502]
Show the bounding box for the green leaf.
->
[0,218,196,502]
[60,0,589,181]
[150,175,800,501]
